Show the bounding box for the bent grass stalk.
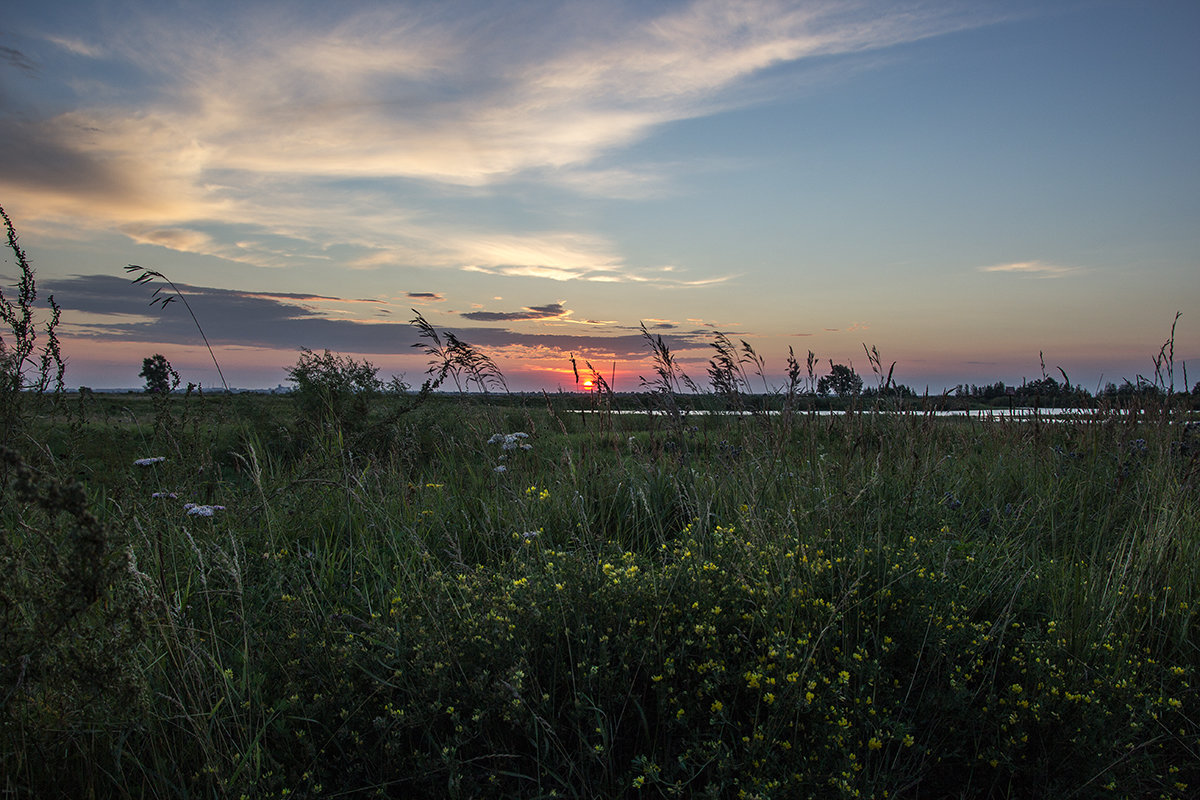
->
[125,265,229,392]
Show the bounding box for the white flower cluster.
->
[488,432,532,475]
[135,454,224,516]
[488,432,532,451]
[184,503,226,517]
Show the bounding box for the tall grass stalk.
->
[125,265,230,393]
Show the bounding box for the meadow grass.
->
[3,218,1198,797]
[2,385,1198,799]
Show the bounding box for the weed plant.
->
[0,204,65,442]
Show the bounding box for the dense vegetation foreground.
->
[2,390,1199,798]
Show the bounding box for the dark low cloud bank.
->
[45,274,708,359]
[47,274,416,354]
[459,302,566,322]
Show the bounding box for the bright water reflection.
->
[580,407,1151,420]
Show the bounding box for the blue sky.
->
[1,0,1197,391]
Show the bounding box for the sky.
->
[1,0,1197,393]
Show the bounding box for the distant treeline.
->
[945,375,1200,408]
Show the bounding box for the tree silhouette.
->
[817,362,863,396]
[139,354,177,394]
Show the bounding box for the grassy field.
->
[2,385,1198,799]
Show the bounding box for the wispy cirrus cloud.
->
[121,225,218,253]
[462,260,736,286]
[45,36,106,58]
[978,260,1082,278]
[1,0,992,284]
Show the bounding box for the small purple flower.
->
[134,457,166,466]
[152,491,178,499]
